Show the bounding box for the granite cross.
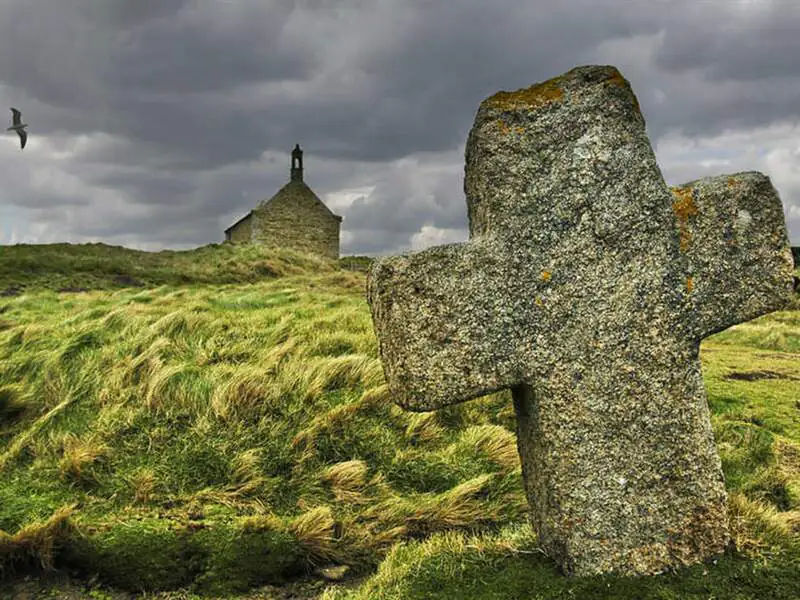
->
[365,65,795,576]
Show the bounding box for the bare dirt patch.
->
[722,370,800,382]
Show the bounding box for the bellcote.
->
[290,144,303,182]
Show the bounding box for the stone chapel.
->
[224,145,343,260]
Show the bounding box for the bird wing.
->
[10,108,21,126]
[17,128,26,149]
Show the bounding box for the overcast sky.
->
[0,0,798,257]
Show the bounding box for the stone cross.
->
[365,65,795,577]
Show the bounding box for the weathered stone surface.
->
[366,65,795,576]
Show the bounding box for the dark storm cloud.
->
[297,0,663,163]
[90,169,198,206]
[72,0,192,27]
[108,2,307,95]
[344,164,466,234]
[0,0,798,252]
[0,2,114,110]
[0,0,312,170]
[639,0,800,141]
[653,0,800,82]
[0,0,663,171]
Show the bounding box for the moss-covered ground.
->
[0,242,798,599]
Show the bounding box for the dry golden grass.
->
[458,425,520,471]
[57,433,110,485]
[240,513,285,533]
[0,505,77,573]
[313,355,378,396]
[404,412,445,443]
[129,467,157,504]
[122,336,171,388]
[323,460,370,504]
[728,492,797,558]
[228,448,268,496]
[289,505,341,566]
[291,384,395,459]
[405,474,507,532]
[210,365,280,422]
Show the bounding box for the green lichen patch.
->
[61,516,201,592]
[59,514,305,595]
[191,517,303,595]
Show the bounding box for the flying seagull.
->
[7,108,27,149]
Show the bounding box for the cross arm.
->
[366,239,523,411]
[671,171,795,340]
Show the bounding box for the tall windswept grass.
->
[210,365,280,422]
[404,412,445,444]
[456,425,520,472]
[128,467,157,504]
[0,243,798,598]
[289,505,341,566]
[0,383,28,421]
[56,432,110,486]
[728,492,799,558]
[323,460,370,504]
[0,505,78,576]
[228,448,268,496]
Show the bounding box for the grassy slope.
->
[0,242,798,599]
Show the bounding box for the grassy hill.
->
[0,242,798,599]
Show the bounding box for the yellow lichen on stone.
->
[496,121,527,139]
[606,69,627,88]
[535,297,544,307]
[672,187,698,220]
[541,271,552,282]
[686,276,693,293]
[671,187,699,252]
[727,176,739,188]
[485,78,565,112]
[606,69,640,113]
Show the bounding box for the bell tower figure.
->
[291,144,303,182]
